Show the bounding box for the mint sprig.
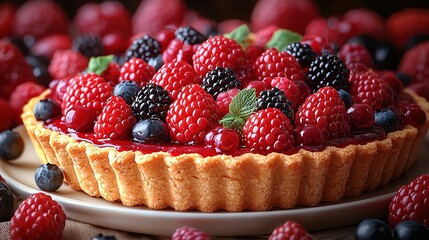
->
[86,55,114,75]
[219,88,256,131]
[224,24,251,48]
[266,29,302,51]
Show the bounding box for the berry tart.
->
[21,26,429,212]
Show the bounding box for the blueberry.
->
[0,181,14,221]
[34,99,61,121]
[373,42,401,70]
[355,219,393,240]
[113,81,141,105]
[91,234,117,240]
[26,55,52,87]
[347,34,380,55]
[337,89,353,108]
[404,34,429,50]
[393,221,429,240]
[147,54,164,72]
[34,163,64,191]
[396,72,412,87]
[375,108,399,133]
[0,130,24,160]
[132,118,169,143]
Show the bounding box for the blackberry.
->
[256,87,295,122]
[131,83,171,120]
[285,42,316,68]
[307,53,350,92]
[202,67,241,99]
[0,181,14,221]
[175,26,207,45]
[124,35,161,63]
[72,35,103,58]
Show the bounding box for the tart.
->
[21,27,429,212]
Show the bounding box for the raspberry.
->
[31,34,72,59]
[48,50,89,80]
[192,35,248,77]
[10,192,66,240]
[12,0,69,39]
[266,77,300,110]
[61,73,113,116]
[253,25,279,48]
[94,96,136,140]
[307,53,350,92]
[349,69,393,111]
[124,35,161,63]
[343,8,386,41]
[268,221,312,240]
[216,88,240,117]
[0,40,35,100]
[131,83,171,120]
[9,82,46,123]
[256,87,295,122]
[150,61,201,100]
[387,9,429,48]
[101,62,120,84]
[202,67,241,99]
[172,226,210,240]
[243,108,295,152]
[166,84,220,144]
[155,28,175,52]
[389,174,429,228]
[295,87,350,140]
[301,34,332,55]
[0,2,16,38]
[119,58,155,87]
[285,42,316,68]
[162,39,197,64]
[338,43,374,68]
[253,48,305,82]
[398,41,429,84]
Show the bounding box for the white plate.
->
[1,126,428,237]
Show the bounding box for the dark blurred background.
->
[6,0,429,21]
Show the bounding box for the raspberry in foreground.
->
[10,192,66,240]
[389,174,429,228]
[172,226,210,240]
[268,221,312,240]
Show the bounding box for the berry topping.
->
[175,26,207,44]
[244,80,268,97]
[192,35,247,77]
[162,38,198,64]
[150,61,201,100]
[375,108,399,133]
[0,130,24,160]
[355,219,393,240]
[285,42,316,68]
[94,96,137,140]
[119,57,156,87]
[337,89,353,108]
[10,192,66,240]
[34,99,61,121]
[389,174,429,228]
[48,49,89,80]
[65,106,96,132]
[131,83,171,120]
[338,43,374,68]
[243,108,295,152]
[61,73,113,116]
[132,118,169,143]
[403,105,427,127]
[124,35,161,63]
[253,48,305,82]
[348,103,375,130]
[166,84,220,144]
[307,53,350,92]
[147,54,164,71]
[295,125,327,147]
[34,163,64,192]
[172,226,210,240]
[0,181,14,222]
[113,81,141,105]
[268,220,312,240]
[296,87,350,140]
[393,221,429,240]
[202,66,242,99]
[256,87,295,122]
[216,88,240,117]
[205,126,241,153]
[266,77,300,110]
[72,35,104,58]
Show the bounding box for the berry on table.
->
[172,226,210,240]
[0,130,24,160]
[132,118,169,143]
[113,80,141,105]
[268,220,312,240]
[393,220,429,240]
[131,83,171,121]
[355,219,393,240]
[34,163,64,192]
[64,106,96,132]
[202,66,241,99]
[91,234,117,240]
[10,192,66,240]
[34,98,61,121]
[0,181,14,222]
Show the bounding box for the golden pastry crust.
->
[21,89,429,212]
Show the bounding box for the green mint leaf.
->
[220,88,256,131]
[86,55,114,75]
[266,29,302,51]
[224,24,250,48]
